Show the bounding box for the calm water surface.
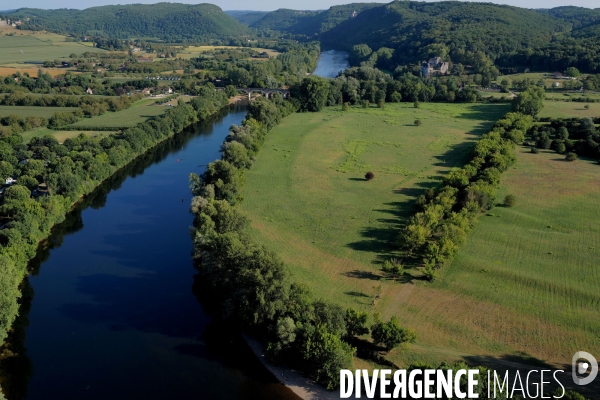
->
[313,50,350,78]
[6,107,298,400]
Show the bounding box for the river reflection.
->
[313,50,350,78]
[1,105,298,400]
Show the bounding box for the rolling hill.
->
[7,3,250,41]
[252,1,598,67]
[250,3,381,35]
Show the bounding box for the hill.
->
[251,3,380,35]
[7,3,250,41]
[536,6,600,29]
[250,9,321,32]
[224,10,270,26]
[317,1,569,63]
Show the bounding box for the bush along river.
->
[1,105,299,400]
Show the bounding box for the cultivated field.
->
[67,98,167,128]
[0,30,102,64]
[0,105,79,118]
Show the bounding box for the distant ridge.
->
[225,10,270,25]
[7,3,249,41]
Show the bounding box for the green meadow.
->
[67,98,168,129]
[239,102,513,361]
[0,32,101,64]
[435,148,600,367]
[539,101,599,119]
[0,105,79,118]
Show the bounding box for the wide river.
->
[6,51,347,400]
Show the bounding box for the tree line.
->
[189,95,417,390]
[529,116,600,160]
[400,112,533,280]
[289,66,491,113]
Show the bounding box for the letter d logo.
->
[572,351,598,386]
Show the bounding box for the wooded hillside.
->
[7,3,250,42]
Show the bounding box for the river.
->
[312,50,350,79]
[4,106,297,400]
[4,53,348,400]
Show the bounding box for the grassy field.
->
[238,101,600,388]
[239,102,511,358]
[544,91,600,101]
[67,98,167,128]
[0,66,78,77]
[176,45,280,60]
[539,101,599,119]
[432,148,600,368]
[0,105,79,118]
[0,30,102,64]
[21,128,116,143]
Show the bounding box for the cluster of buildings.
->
[420,57,449,77]
[145,76,181,81]
[0,18,24,27]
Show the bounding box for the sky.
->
[2,0,598,11]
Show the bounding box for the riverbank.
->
[0,91,233,398]
[243,334,338,400]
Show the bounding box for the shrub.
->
[377,99,385,109]
[415,119,422,126]
[530,147,539,154]
[382,258,404,279]
[565,152,578,161]
[423,265,437,282]
[555,142,566,154]
[365,171,374,180]
[414,100,420,108]
[503,194,516,207]
[371,315,416,351]
[362,100,369,109]
[342,102,349,111]
[584,104,590,110]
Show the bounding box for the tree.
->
[556,142,566,154]
[224,85,237,98]
[345,309,369,337]
[503,194,516,207]
[565,152,578,161]
[565,67,581,78]
[557,126,569,140]
[512,86,545,116]
[365,171,374,180]
[500,79,511,93]
[371,315,416,351]
[291,76,330,112]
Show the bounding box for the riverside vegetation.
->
[0,84,230,349]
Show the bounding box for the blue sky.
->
[4,0,598,11]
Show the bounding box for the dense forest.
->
[253,1,600,73]
[250,4,380,35]
[7,3,250,42]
